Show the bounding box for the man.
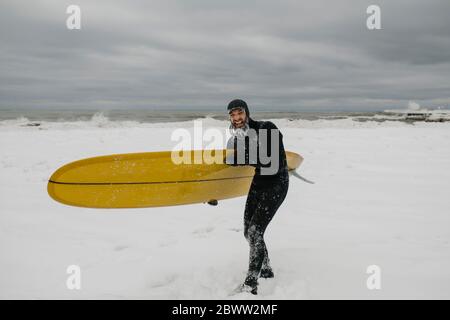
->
[225,99,289,295]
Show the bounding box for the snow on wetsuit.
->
[226,117,289,284]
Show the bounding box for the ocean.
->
[0,108,389,123]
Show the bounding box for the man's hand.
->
[224,149,236,166]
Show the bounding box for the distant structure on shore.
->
[384,102,450,122]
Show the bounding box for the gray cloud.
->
[1,0,449,111]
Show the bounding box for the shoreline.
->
[2,112,450,131]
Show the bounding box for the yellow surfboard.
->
[47,149,303,208]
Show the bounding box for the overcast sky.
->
[1,0,449,111]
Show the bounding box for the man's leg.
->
[245,178,289,285]
[246,224,267,281]
[260,246,274,278]
[238,174,288,294]
[243,185,258,240]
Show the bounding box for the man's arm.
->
[225,136,239,166]
[225,136,253,167]
[257,121,284,172]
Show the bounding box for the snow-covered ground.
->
[1,116,450,299]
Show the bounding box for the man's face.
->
[229,108,247,128]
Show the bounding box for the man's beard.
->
[229,118,250,140]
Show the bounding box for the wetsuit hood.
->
[227,99,250,118]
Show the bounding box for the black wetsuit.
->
[227,118,289,286]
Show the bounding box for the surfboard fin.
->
[291,170,315,184]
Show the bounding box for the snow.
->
[1,117,450,299]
